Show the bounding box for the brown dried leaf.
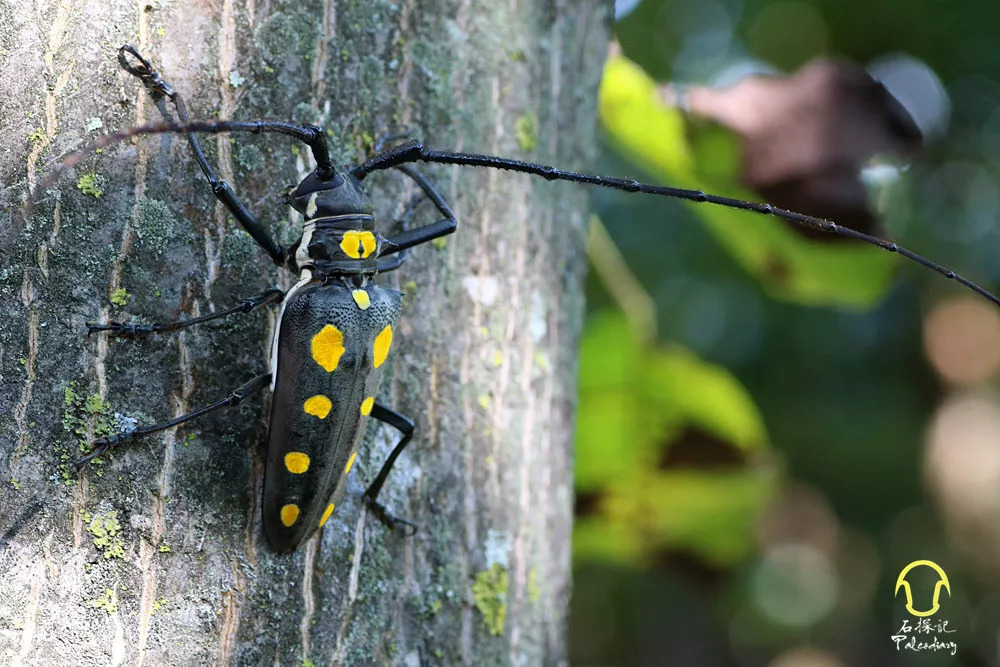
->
[673,59,922,234]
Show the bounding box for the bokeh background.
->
[569,0,1000,665]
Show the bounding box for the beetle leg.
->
[375,192,425,274]
[374,250,409,274]
[118,45,288,266]
[377,165,457,256]
[362,402,419,535]
[73,373,271,468]
[88,288,284,337]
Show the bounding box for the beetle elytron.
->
[71,45,1000,552]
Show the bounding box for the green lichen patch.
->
[60,382,117,481]
[472,563,508,636]
[63,383,115,450]
[76,173,104,199]
[151,596,167,615]
[110,287,130,307]
[515,113,539,152]
[87,511,124,559]
[85,587,118,615]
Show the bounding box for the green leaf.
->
[574,312,778,567]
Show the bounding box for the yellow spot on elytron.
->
[311,324,345,372]
[318,503,336,527]
[352,289,371,310]
[360,397,374,416]
[284,451,310,474]
[306,192,318,217]
[303,395,332,419]
[280,504,300,527]
[340,231,377,259]
[373,325,393,368]
[345,451,358,475]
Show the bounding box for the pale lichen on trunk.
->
[0,1,609,664]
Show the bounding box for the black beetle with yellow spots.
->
[74,45,1000,552]
[77,46,459,551]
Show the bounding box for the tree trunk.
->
[0,1,607,665]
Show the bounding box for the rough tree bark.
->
[0,0,608,665]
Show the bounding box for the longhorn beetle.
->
[66,45,1000,553]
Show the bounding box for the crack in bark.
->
[12,273,39,463]
[309,0,334,108]
[299,532,320,661]
[510,323,539,662]
[218,563,247,665]
[11,563,43,667]
[507,187,534,663]
[332,509,368,664]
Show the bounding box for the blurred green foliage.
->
[575,311,777,566]
[571,0,1000,664]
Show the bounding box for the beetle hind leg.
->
[363,402,419,535]
[73,373,271,468]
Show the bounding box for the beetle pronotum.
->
[64,45,1000,553]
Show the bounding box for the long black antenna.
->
[354,140,1000,309]
[34,119,335,198]
[37,120,1000,309]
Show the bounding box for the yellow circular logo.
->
[894,560,951,617]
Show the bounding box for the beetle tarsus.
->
[118,44,175,98]
[365,497,419,536]
[72,438,115,468]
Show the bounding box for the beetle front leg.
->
[363,402,418,535]
[118,45,288,265]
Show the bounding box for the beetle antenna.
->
[33,119,335,202]
[353,140,1000,310]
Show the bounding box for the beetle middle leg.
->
[363,402,418,534]
[88,288,284,337]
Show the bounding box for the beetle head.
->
[286,168,373,219]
